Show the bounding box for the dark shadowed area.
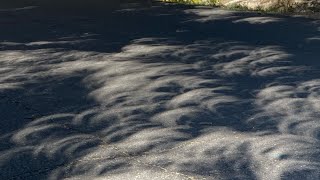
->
[0,1,320,179]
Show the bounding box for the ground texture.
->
[1,3,320,180]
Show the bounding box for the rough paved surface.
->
[0,3,320,180]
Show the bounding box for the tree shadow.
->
[1,2,320,180]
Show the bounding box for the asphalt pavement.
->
[0,2,320,180]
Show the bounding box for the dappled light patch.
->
[1,35,319,179]
[1,3,320,179]
[212,46,293,77]
[306,36,320,43]
[233,16,284,24]
[184,8,239,22]
[254,80,320,139]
